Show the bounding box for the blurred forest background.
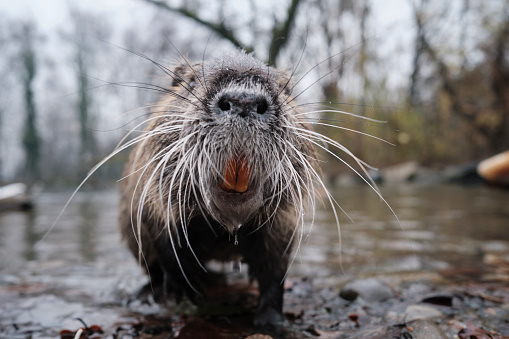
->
[0,0,508,187]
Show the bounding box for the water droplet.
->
[231,224,241,245]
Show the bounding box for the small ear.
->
[171,64,187,88]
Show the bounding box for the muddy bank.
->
[1,267,508,338]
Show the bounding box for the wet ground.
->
[0,184,508,338]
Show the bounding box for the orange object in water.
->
[477,151,509,184]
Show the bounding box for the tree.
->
[408,0,509,162]
[65,8,112,168]
[142,0,302,66]
[17,22,41,183]
[0,17,12,182]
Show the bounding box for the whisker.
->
[276,34,308,100]
[298,131,400,227]
[296,101,404,112]
[99,39,208,107]
[166,147,206,271]
[279,40,366,106]
[285,125,380,173]
[163,35,210,97]
[118,127,197,182]
[304,121,396,146]
[80,71,197,106]
[294,109,387,123]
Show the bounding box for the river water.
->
[295,184,509,278]
[0,183,508,337]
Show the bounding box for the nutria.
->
[119,51,319,326]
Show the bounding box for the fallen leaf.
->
[457,320,509,339]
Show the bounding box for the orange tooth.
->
[221,157,237,190]
[235,157,250,193]
[220,155,251,193]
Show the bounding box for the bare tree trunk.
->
[408,0,429,106]
[490,15,509,153]
[267,0,302,65]
[356,0,371,160]
[20,23,41,183]
[66,8,111,169]
[76,43,96,164]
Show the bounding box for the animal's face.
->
[149,52,316,233]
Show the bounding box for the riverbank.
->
[0,185,508,338]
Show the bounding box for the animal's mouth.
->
[220,155,250,193]
[206,153,262,233]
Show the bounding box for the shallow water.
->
[0,184,508,337]
[295,184,509,279]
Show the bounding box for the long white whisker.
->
[285,125,381,183]
[303,121,395,145]
[164,145,207,272]
[119,127,198,181]
[300,132,400,226]
[282,136,346,275]
[294,108,388,124]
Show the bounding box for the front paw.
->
[164,271,205,304]
[134,280,165,303]
[254,306,284,327]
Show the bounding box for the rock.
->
[339,278,393,302]
[421,294,454,307]
[380,161,420,183]
[409,320,448,339]
[411,162,484,185]
[403,304,444,322]
[331,172,359,186]
[442,162,483,185]
[339,288,359,302]
[481,241,509,253]
[244,335,273,339]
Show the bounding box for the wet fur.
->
[39,43,398,328]
[119,51,319,326]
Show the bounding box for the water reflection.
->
[293,184,509,278]
[0,184,507,279]
[77,201,98,261]
[0,190,120,274]
[23,210,38,261]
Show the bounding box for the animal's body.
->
[119,51,317,326]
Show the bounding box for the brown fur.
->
[119,51,317,327]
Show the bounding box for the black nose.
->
[216,92,269,118]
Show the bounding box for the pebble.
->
[403,304,444,322]
[409,320,448,339]
[244,335,273,339]
[339,278,393,302]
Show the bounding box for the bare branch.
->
[416,13,493,140]
[143,0,253,53]
[268,0,302,65]
[143,0,302,66]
